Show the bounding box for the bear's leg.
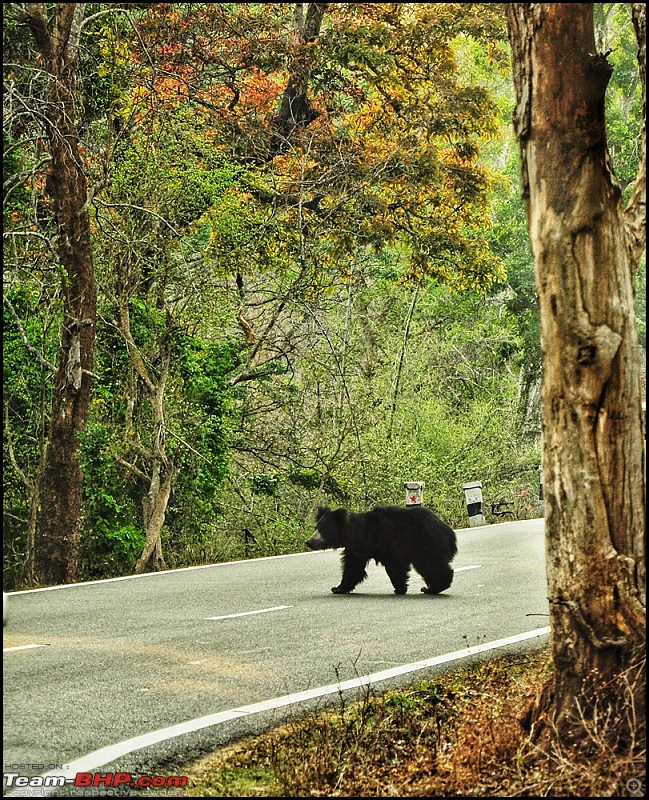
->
[333,552,369,594]
[384,560,411,595]
[416,562,454,594]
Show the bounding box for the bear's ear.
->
[316,506,331,521]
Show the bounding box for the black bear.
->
[306,505,457,595]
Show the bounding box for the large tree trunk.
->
[23,4,97,586]
[506,3,645,744]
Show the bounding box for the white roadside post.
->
[403,481,424,507]
[462,481,485,526]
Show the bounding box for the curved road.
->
[3,518,549,795]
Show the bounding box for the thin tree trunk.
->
[135,376,172,574]
[117,301,173,573]
[506,3,646,743]
[136,461,172,573]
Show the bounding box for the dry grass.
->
[182,647,646,797]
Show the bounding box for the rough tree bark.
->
[506,3,645,744]
[20,4,97,586]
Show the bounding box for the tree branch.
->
[113,453,150,484]
[113,306,156,394]
[624,3,646,265]
[22,4,53,62]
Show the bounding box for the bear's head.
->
[306,507,349,550]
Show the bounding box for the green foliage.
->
[109,111,245,230]
[175,334,236,477]
[78,423,144,579]
[3,132,31,225]
[201,188,283,276]
[157,333,237,562]
[487,164,540,392]
[2,287,58,587]
[288,470,350,502]
[595,3,644,201]
[250,474,280,497]
[209,268,541,550]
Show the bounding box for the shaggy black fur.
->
[306,505,457,595]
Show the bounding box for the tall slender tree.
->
[506,3,645,743]
[14,4,97,585]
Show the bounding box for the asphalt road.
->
[3,518,550,795]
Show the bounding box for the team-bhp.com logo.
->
[4,771,188,792]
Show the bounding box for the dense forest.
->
[3,3,644,589]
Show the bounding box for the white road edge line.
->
[11,626,550,798]
[5,552,319,595]
[205,605,292,620]
[3,644,48,652]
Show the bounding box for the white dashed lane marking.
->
[205,605,292,620]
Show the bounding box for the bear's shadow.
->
[308,590,454,599]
